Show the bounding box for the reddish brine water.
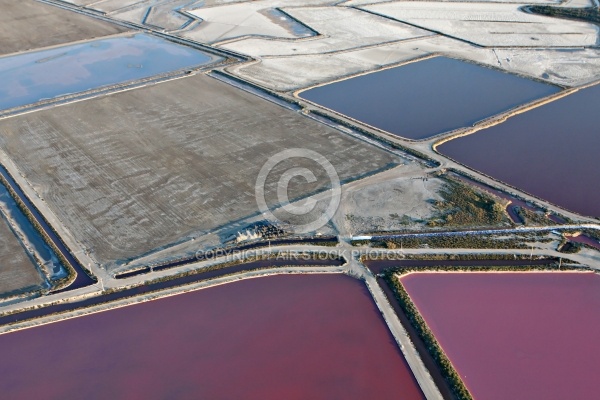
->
[438,83,600,217]
[0,275,424,400]
[566,233,600,250]
[400,272,600,400]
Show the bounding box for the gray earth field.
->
[0,74,400,270]
[0,214,44,297]
[0,0,128,56]
[334,164,445,235]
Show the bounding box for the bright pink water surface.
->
[0,275,424,400]
[401,272,600,400]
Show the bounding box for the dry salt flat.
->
[184,0,336,44]
[56,0,600,89]
[221,6,433,57]
[360,1,598,47]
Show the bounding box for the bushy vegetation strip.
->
[365,253,560,263]
[526,6,600,24]
[366,232,551,250]
[385,272,473,400]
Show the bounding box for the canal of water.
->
[0,180,61,279]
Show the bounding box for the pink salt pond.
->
[400,271,600,400]
[0,274,424,399]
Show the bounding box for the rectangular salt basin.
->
[0,275,424,399]
[438,82,600,217]
[0,33,216,111]
[400,271,600,400]
[298,57,560,139]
